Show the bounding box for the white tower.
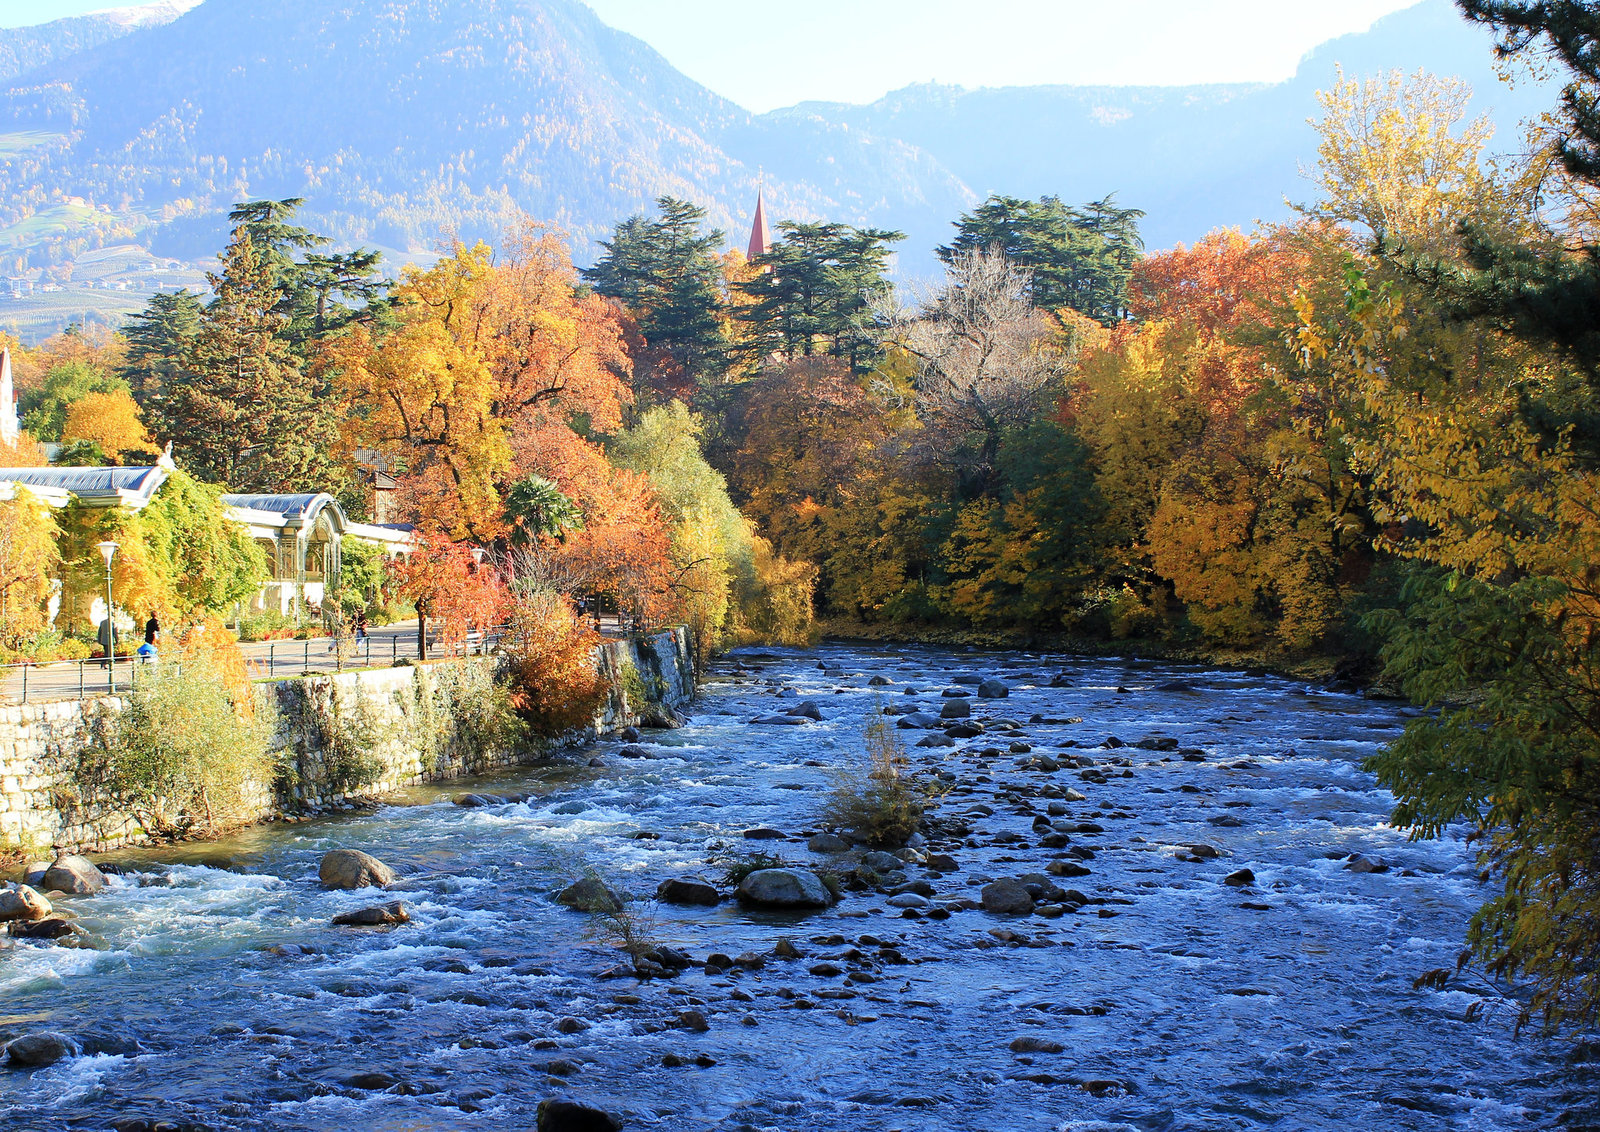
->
[0,348,17,446]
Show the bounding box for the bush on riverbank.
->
[503,587,609,736]
[83,642,272,836]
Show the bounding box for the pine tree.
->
[940,194,1144,323]
[164,229,335,490]
[584,197,728,395]
[736,221,902,375]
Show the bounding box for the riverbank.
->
[0,627,695,861]
[816,617,1392,693]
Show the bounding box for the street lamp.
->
[97,540,118,692]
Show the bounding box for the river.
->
[2,643,1592,1131]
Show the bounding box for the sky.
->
[5,0,1430,111]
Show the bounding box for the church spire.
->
[746,181,771,261]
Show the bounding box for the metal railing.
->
[0,625,507,705]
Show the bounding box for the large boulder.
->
[318,849,395,890]
[736,868,833,909]
[332,901,410,927]
[656,877,720,906]
[537,1097,624,1132]
[40,855,105,896]
[5,1031,74,1068]
[980,878,1035,915]
[785,701,825,721]
[0,884,52,922]
[977,679,1010,699]
[939,701,972,720]
[557,877,624,913]
[896,712,943,729]
[807,833,851,854]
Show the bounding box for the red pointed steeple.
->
[746,187,771,261]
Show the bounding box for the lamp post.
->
[97,540,118,692]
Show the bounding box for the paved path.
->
[0,615,637,704]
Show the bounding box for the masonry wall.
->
[0,627,693,859]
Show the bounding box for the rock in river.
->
[656,877,720,906]
[5,1031,74,1068]
[557,878,625,913]
[896,712,943,729]
[977,678,1010,698]
[786,700,826,721]
[939,700,972,720]
[41,855,105,895]
[332,901,410,927]
[751,713,807,726]
[0,884,52,922]
[807,833,851,854]
[736,868,833,908]
[537,1097,624,1132]
[1009,1035,1064,1054]
[318,849,395,890]
[1224,868,1256,887]
[980,878,1035,915]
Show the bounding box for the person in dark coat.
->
[144,613,160,646]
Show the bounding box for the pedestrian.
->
[355,608,369,641]
[97,615,115,667]
[144,612,160,646]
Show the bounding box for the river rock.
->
[618,726,641,742]
[886,893,929,909]
[807,833,851,854]
[536,1097,624,1132]
[41,855,106,895]
[786,700,825,721]
[939,701,972,719]
[1009,1035,1064,1054]
[12,917,75,940]
[332,901,409,926]
[1224,868,1256,887]
[977,679,1009,698]
[0,884,52,922]
[656,877,720,906]
[318,849,395,890]
[5,1031,74,1068]
[868,675,892,686]
[455,793,503,807]
[557,878,625,913]
[736,868,832,908]
[617,744,651,758]
[980,878,1035,915]
[743,826,785,840]
[945,722,983,739]
[751,714,807,725]
[896,712,942,729]
[638,705,687,729]
[1345,855,1389,874]
[917,735,957,747]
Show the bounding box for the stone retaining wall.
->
[0,627,693,858]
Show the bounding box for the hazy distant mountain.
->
[789,0,1560,251]
[0,0,1567,345]
[0,0,199,83]
[0,0,971,277]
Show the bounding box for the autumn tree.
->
[0,487,59,647]
[889,248,1070,496]
[331,228,632,539]
[61,390,153,463]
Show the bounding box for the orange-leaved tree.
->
[390,532,507,661]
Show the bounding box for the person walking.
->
[144,612,160,646]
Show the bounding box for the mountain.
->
[788,0,1560,251]
[0,0,970,279]
[0,1,200,83]
[0,0,1567,342]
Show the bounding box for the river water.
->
[2,643,1594,1131]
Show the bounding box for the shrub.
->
[237,609,293,642]
[85,646,272,836]
[503,587,609,736]
[820,714,932,848]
